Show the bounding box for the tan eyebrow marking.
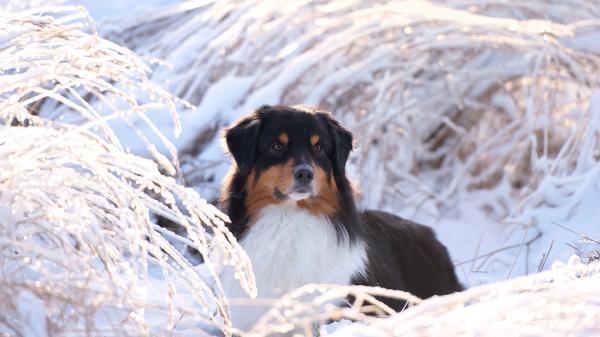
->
[310,134,320,146]
[279,133,289,145]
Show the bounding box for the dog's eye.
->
[271,141,284,151]
[313,143,324,152]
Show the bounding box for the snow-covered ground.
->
[1,0,600,336]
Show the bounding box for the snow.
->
[66,0,182,24]
[15,291,48,337]
[2,0,600,336]
[324,257,600,337]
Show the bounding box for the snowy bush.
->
[0,7,255,336]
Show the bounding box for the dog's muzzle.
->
[289,164,314,200]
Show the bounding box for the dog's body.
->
[219,105,462,331]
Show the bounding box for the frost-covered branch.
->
[0,5,193,171]
[0,7,254,336]
[247,285,422,336]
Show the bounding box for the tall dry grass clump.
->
[0,6,256,336]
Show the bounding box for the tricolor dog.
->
[218,105,462,331]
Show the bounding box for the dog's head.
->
[223,105,354,219]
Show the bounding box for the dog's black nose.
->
[294,166,313,185]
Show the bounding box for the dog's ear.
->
[224,112,262,176]
[319,112,353,174]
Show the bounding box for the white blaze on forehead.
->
[218,203,367,331]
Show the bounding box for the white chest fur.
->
[219,203,367,332]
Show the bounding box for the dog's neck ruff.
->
[220,203,367,331]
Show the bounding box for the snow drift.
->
[325,256,600,337]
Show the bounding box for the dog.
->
[218,105,462,331]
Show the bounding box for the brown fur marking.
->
[279,133,289,145]
[244,160,294,223]
[310,134,320,146]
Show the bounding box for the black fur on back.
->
[353,210,463,310]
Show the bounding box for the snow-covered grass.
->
[0,126,244,336]
[326,256,600,337]
[0,7,256,336]
[2,1,600,336]
[98,0,600,208]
